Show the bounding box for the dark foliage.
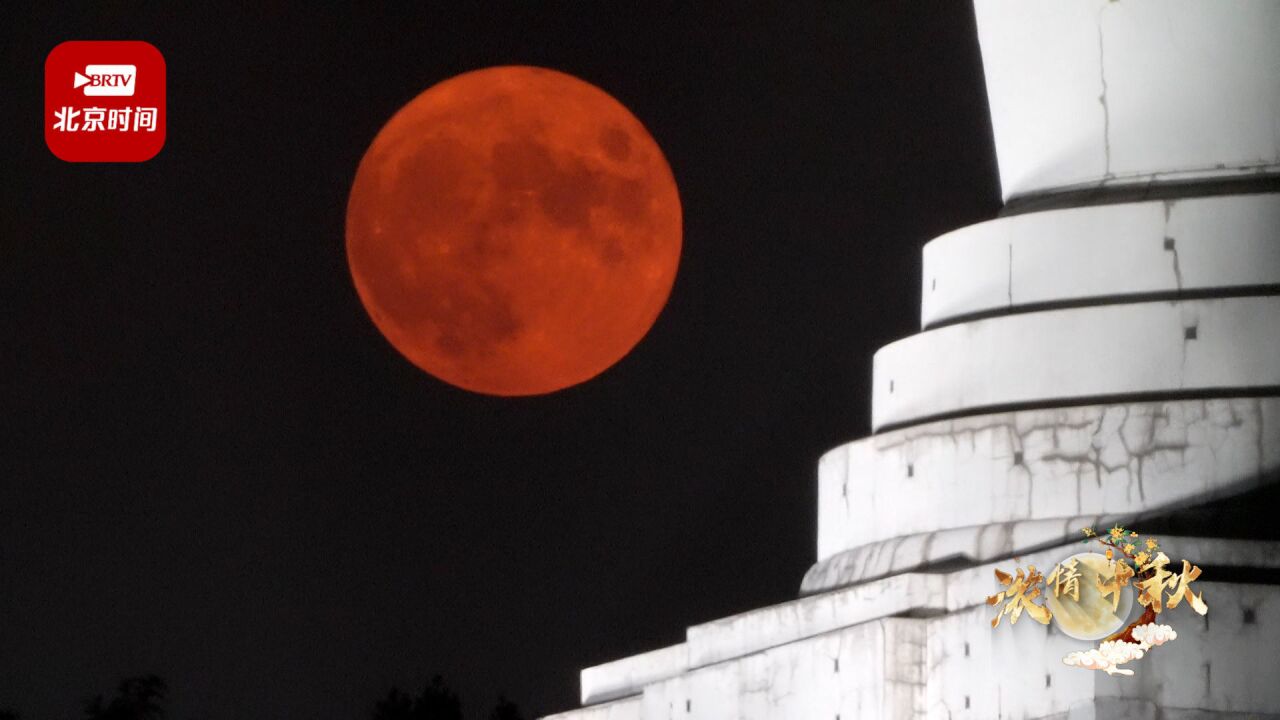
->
[372,676,462,720]
[83,676,167,720]
[488,696,524,720]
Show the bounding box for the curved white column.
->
[873,296,1280,431]
[814,398,1280,577]
[921,193,1280,329]
[974,0,1280,200]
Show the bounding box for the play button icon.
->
[72,64,136,96]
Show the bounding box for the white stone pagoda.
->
[544,2,1280,717]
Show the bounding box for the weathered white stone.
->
[581,644,689,705]
[926,582,1280,719]
[812,398,1280,587]
[637,619,926,720]
[550,540,1280,718]
[685,573,945,670]
[973,0,1280,200]
[921,194,1280,329]
[873,297,1280,431]
[804,518,1108,596]
[684,537,1277,670]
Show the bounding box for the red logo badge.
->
[45,41,166,162]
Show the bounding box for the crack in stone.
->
[870,415,1100,455]
[820,400,1260,589]
[1097,3,1114,179]
[1163,201,1184,291]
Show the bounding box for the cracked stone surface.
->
[872,299,1280,431]
[920,193,1280,329]
[973,0,1280,200]
[811,398,1280,591]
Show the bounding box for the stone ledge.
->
[547,570,1280,719]
[872,297,1280,431]
[691,537,1279,670]
[921,193,1280,329]
[818,398,1280,566]
[580,643,688,705]
[543,695,641,720]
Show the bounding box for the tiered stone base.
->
[547,538,1280,719]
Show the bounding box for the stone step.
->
[872,298,1280,431]
[816,398,1280,575]
[563,537,1280,712]
[921,193,1280,330]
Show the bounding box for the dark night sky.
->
[2,3,1000,718]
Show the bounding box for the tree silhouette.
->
[374,688,415,720]
[488,696,524,720]
[372,675,462,720]
[0,709,20,720]
[83,675,166,720]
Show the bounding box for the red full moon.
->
[345,66,682,396]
